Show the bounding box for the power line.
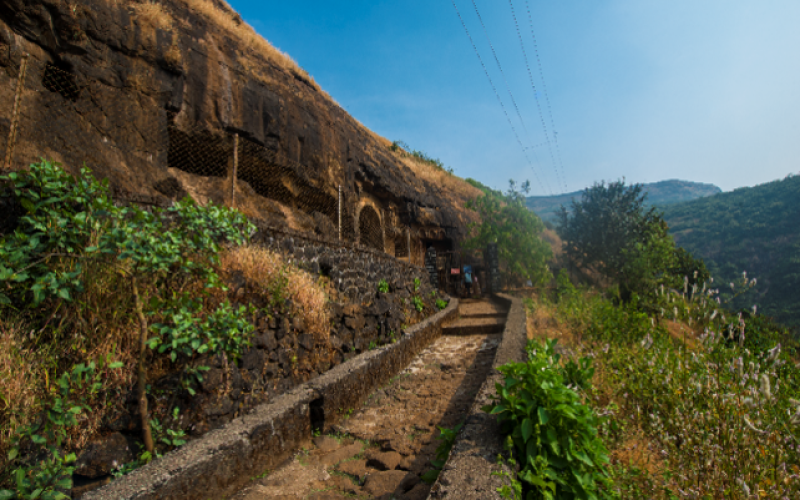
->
[450,0,550,195]
[470,1,533,153]
[508,0,564,194]
[525,0,568,193]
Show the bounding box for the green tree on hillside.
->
[557,180,706,305]
[464,180,552,287]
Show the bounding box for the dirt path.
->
[231,299,506,500]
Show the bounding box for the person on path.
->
[464,269,472,297]
[473,275,479,297]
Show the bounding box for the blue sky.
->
[227,1,800,196]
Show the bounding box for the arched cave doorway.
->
[358,205,383,251]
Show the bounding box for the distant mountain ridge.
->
[526,179,722,223]
[661,174,800,331]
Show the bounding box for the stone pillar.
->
[425,246,438,288]
[484,243,500,294]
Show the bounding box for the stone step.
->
[442,317,506,336]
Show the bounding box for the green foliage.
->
[377,279,389,294]
[414,277,421,292]
[0,161,114,306]
[1,358,122,500]
[151,408,187,449]
[148,298,254,364]
[555,269,577,302]
[662,174,800,330]
[557,180,708,310]
[465,180,552,288]
[546,289,800,498]
[0,161,258,485]
[1,160,256,363]
[435,298,448,310]
[420,423,463,484]
[412,296,424,313]
[483,339,614,499]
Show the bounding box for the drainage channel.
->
[231,299,508,500]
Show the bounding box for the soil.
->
[231,332,502,500]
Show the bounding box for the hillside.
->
[661,174,800,330]
[527,179,721,224]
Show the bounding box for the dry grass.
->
[663,319,701,350]
[396,155,483,218]
[131,1,174,32]
[220,245,330,341]
[179,0,326,93]
[0,317,41,462]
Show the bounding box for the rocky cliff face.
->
[0,0,479,258]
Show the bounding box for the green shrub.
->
[483,339,614,500]
[0,161,255,464]
[412,296,424,313]
[1,358,121,500]
[377,279,389,294]
[436,298,448,310]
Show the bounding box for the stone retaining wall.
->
[82,299,459,500]
[428,294,528,499]
[250,219,424,305]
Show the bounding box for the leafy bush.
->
[421,423,463,484]
[377,279,389,293]
[0,161,256,461]
[484,339,614,499]
[436,298,448,310]
[1,358,121,500]
[412,296,424,313]
[464,180,552,288]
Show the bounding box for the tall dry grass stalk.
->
[0,317,41,463]
[220,245,330,341]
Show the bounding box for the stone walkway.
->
[231,299,508,500]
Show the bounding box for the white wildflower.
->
[760,374,772,400]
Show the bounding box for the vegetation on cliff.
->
[661,174,800,331]
[0,161,332,497]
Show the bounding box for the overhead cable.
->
[451,0,550,195]
[508,0,564,194]
[525,0,568,192]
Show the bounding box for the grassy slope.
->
[662,174,800,330]
[527,179,721,224]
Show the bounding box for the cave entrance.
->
[358,205,383,251]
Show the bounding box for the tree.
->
[557,180,705,305]
[464,180,552,287]
[0,161,254,456]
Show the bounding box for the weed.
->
[435,298,448,311]
[483,338,614,498]
[377,279,389,294]
[420,422,463,484]
[414,277,421,292]
[412,296,424,313]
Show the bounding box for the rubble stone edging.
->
[82,298,459,500]
[428,293,528,499]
